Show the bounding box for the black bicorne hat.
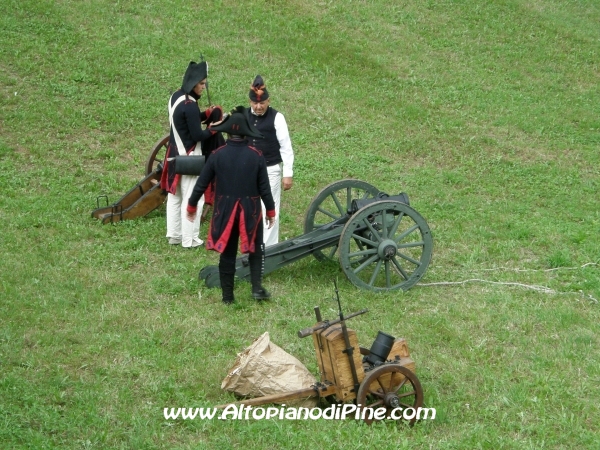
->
[181,60,208,94]
[210,106,264,139]
[249,75,269,102]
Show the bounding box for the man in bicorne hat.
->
[246,75,294,247]
[160,59,224,248]
[187,107,275,305]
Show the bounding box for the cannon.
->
[199,179,433,292]
[217,287,424,426]
[91,134,170,224]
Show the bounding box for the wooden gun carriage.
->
[91,135,170,224]
[218,300,424,425]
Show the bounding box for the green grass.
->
[1,0,599,449]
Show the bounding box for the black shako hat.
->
[181,60,208,94]
[249,75,269,102]
[210,106,264,139]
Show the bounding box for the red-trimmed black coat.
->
[187,139,275,254]
[160,89,224,194]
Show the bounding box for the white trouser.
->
[262,164,281,247]
[166,174,204,247]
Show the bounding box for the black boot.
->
[252,287,271,300]
[249,245,271,300]
[220,272,235,305]
[219,254,236,305]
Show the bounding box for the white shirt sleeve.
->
[274,112,294,178]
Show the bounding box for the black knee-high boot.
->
[249,244,271,300]
[220,272,235,304]
[219,256,236,305]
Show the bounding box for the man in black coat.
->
[160,59,224,248]
[187,107,275,304]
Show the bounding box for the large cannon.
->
[199,179,433,292]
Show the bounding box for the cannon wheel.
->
[146,134,169,175]
[357,364,424,426]
[338,200,432,291]
[303,179,380,261]
[199,265,221,288]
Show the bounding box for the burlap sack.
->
[221,332,317,402]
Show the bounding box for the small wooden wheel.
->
[303,179,380,261]
[338,200,432,291]
[357,364,424,426]
[146,134,169,175]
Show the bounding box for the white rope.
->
[470,262,598,273]
[419,279,556,293]
[418,262,599,303]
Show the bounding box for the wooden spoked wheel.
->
[338,200,432,292]
[357,364,424,426]
[303,179,380,261]
[146,134,169,175]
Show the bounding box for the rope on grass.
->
[419,279,556,293]
[471,262,598,273]
[418,262,599,303]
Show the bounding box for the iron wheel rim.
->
[339,200,432,291]
[357,364,424,426]
[146,134,169,175]
[303,179,380,261]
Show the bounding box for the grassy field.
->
[1,0,599,448]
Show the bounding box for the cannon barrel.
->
[350,192,410,214]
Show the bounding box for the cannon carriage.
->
[200,178,433,292]
[91,135,170,224]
